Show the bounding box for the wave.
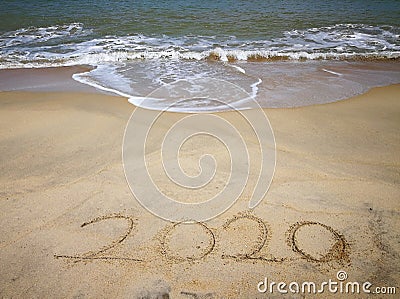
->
[0,23,399,68]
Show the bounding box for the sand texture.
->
[0,84,399,298]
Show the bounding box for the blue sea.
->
[1,0,399,111]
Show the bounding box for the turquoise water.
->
[0,0,399,110]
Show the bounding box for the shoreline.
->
[1,3,399,295]
[1,63,400,111]
[0,78,399,297]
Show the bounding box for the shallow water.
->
[1,0,399,111]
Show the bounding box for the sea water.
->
[1,0,399,111]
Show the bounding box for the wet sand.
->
[0,72,399,298]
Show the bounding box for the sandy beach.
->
[0,68,399,298]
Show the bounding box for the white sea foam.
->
[229,64,246,74]
[322,68,342,76]
[72,66,133,99]
[1,23,400,112]
[1,23,399,69]
[250,78,262,99]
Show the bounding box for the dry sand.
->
[0,77,399,298]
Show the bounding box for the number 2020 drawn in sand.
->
[55,213,350,266]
